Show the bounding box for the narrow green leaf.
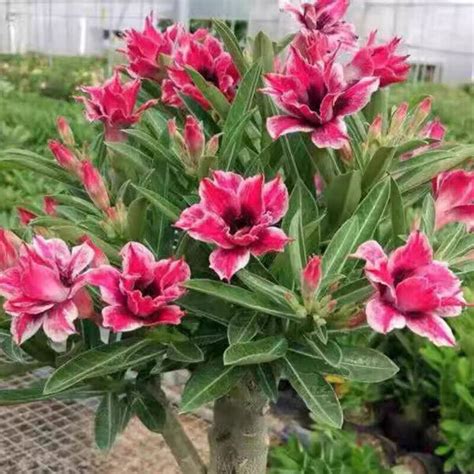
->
[253,31,274,73]
[420,193,436,237]
[213,19,248,75]
[332,278,372,306]
[95,393,121,451]
[303,336,342,368]
[184,280,300,320]
[179,93,221,136]
[133,389,166,432]
[325,170,362,227]
[44,340,159,394]
[320,217,359,288]
[224,336,288,366]
[362,146,396,191]
[178,292,235,326]
[282,352,343,428]
[167,341,204,363]
[132,184,181,221]
[180,358,245,412]
[288,209,306,281]
[436,223,466,260]
[228,312,260,345]
[185,67,230,119]
[254,364,279,402]
[390,178,406,241]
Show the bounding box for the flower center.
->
[223,207,255,235]
[306,84,326,112]
[199,67,218,86]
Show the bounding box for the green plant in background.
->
[269,428,391,474]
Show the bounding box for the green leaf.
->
[213,19,248,75]
[282,352,343,428]
[303,336,342,368]
[180,358,245,412]
[179,93,221,136]
[325,170,362,227]
[390,178,406,242]
[227,312,260,345]
[44,340,160,394]
[95,393,121,451]
[237,270,298,311]
[133,389,166,432]
[178,292,235,326]
[132,184,181,221]
[420,193,436,237]
[105,141,150,172]
[338,346,399,383]
[253,31,274,73]
[436,223,466,260]
[224,336,288,366]
[332,278,372,306]
[0,361,41,377]
[184,280,300,320]
[254,364,279,402]
[167,342,204,363]
[185,67,230,119]
[320,217,359,289]
[288,209,306,281]
[395,145,474,192]
[126,197,148,241]
[362,146,396,191]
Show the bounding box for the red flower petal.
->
[250,227,290,256]
[311,119,348,149]
[263,175,289,225]
[102,305,144,332]
[366,297,406,334]
[42,300,78,343]
[388,231,433,275]
[406,314,456,347]
[395,276,440,313]
[209,247,250,281]
[266,115,315,140]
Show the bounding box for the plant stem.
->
[208,376,269,474]
[149,382,207,474]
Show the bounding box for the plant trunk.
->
[150,383,206,474]
[208,377,269,474]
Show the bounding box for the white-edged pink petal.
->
[11,313,44,345]
[250,227,290,256]
[266,115,315,140]
[43,300,78,343]
[209,247,250,281]
[263,175,289,225]
[366,297,406,334]
[311,119,348,149]
[406,314,456,347]
[102,305,143,332]
[86,265,124,306]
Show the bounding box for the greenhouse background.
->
[0,0,473,84]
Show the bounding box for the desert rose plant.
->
[1,2,474,473]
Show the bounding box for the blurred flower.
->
[162,30,240,109]
[176,171,289,280]
[48,140,81,175]
[80,160,110,213]
[262,47,379,149]
[56,116,75,146]
[87,242,190,331]
[17,207,37,226]
[76,71,158,141]
[120,14,182,82]
[0,236,94,344]
[43,196,57,216]
[354,231,464,346]
[346,31,410,87]
[0,229,22,271]
[283,0,357,50]
[433,170,474,231]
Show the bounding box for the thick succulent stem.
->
[150,383,206,474]
[208,377,269,474]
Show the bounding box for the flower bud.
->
[184,116,205,160]
[43,196,57,216]
[205,134,220,156]
[313,174,324,197]
[0,228,22,270]
[388,102,408,137]
[56,116,75,146]
[421,118,446,141]
[339,141,353,163]
[17,207,37,226]
[80,160,110,212]
[167,118,178,137]
[48,140,81,175]
[409,96,432,132]
[367,114,383,142]
[301,255,322,302]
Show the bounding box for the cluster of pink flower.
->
[0,2,472,349]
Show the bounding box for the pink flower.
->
[176,171,290,280]
[347,32,410,87]
[0,229,22,271]
[17,208,36,226]
[433,170,474,231]
[353,231,464,347]
[284,0,357,50]
[421,119,446,142]
[56,116,75,146]
[120,14,182,82]
[0,236,94,344]
[262,47,379,149]
[48,140,81,175]
[76,71,158,141]
[80,160,110,212]
[87,242,190,332]
[161,30,240,109]
[43,196,57,216]
[301,255,322,301]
